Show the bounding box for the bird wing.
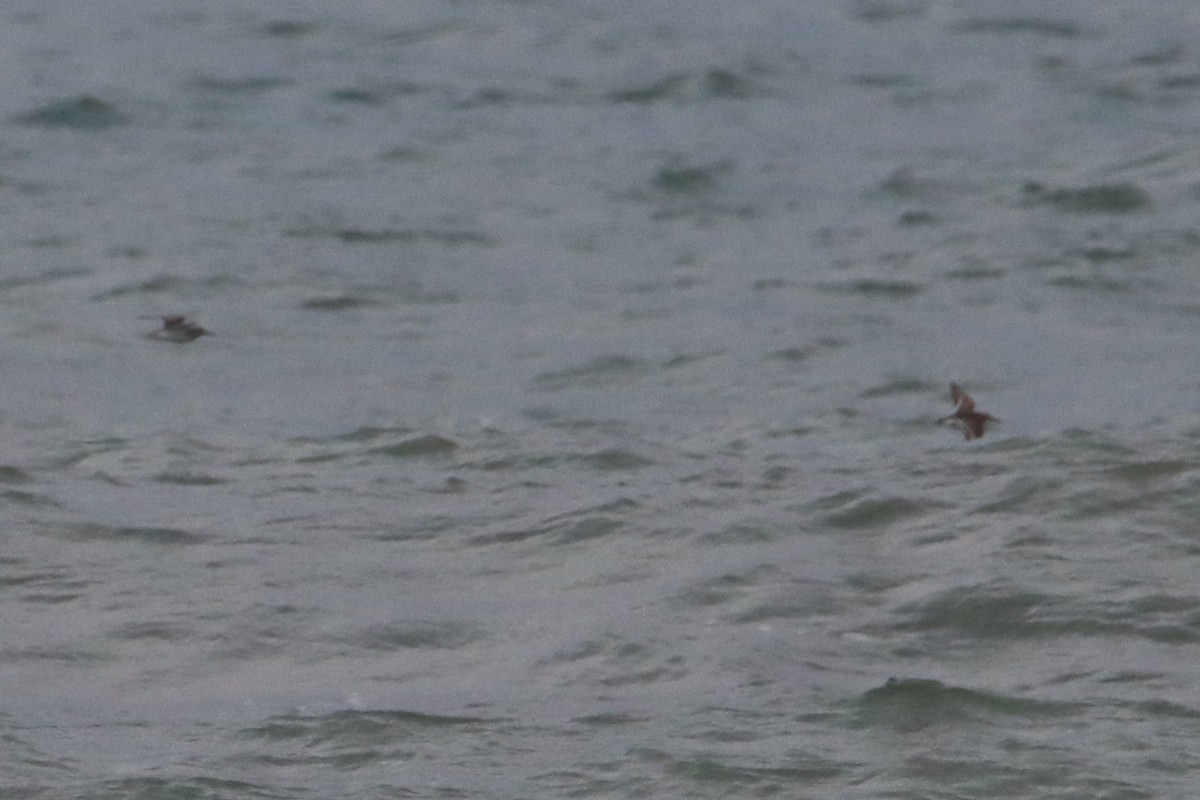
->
[950,383,974,412]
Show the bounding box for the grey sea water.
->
[5,1,1200,797]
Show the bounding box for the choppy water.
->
[5,1,1200,797]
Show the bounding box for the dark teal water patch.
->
[845,572,910,593]
[368,434,457,458]
[293,451,348,465]
[468,524,551,545]
[377,144,433,162]
[750,277,802,291]
[950,18,1083,39]
[855,2,928,22]
[300,284,460,310]
[697,521,775,545]
[703,68,762,99]
[896,208,938,226]
[861,378,931,398]
[767,346,816,362]
[1106,460,1193,483]
[896,586,1051,638]
[619,275,703,294]
[153,472,229,486]
[13,95,130,130]
[1080,244,1136,263]
[339,227,484,246]
[315,426,417,443]
[892,585,1200,644]
[1127,594,1200,615]
[0,490,58,507]
[327,82,423,106]
[672,571,761,607]
[188,76,290,95]
[533,354,650,390]
[1021,181,1151,213]
[0,565,89,604]
[299,295,380,311]
[88,274,197,300]
[579,448,653,471]
[470,499,635,547]
[0,267,93,292]
[665,755,844,786]
[572,712,646,727]
[804,489,867,513]
[651,161,727,195]
[291,425,428,460]
[608,74,689,103]
[283,225,494,246]
[378,22,478,47]
[608,67,763,103]
[852,72,919,89]
[17,592,80,605]
[1157,73,1200,90]
[109,622,193,642]
[335,621,484,650]
[58,524,208,546]
[973,475,1065,513]
[733,591,846,624]
[853,677,1075,732]
[1096,670,1165,685]
[1046,273,1133,292]
[555,515,624,544]
[855,678,976,731]
[765,335,847,364]
[0,646,108,664]
[0,569,70,588]
[1130,699,1200,718]
[944,265,1005,279]
[258,20,318,37]
[1128,44,1187,66]
[470,514,625,547]
[243,708,489,748]
[817,279,923,297]
[326,87,387,105]
[820,496,932,529]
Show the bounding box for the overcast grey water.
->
[5,1,1200,798]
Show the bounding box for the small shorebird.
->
[938,383,998,440]
[150,315,208,343]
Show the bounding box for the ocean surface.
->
[4,1,1200,797]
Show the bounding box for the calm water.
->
[5,1,1200,797]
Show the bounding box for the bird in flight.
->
[151,315,209,343]
[938,383,998,440]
